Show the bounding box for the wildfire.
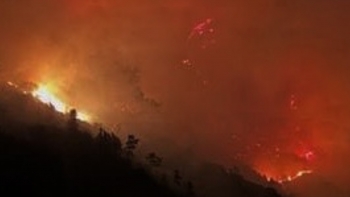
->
[261,169,313,184]
[32,85,66,112]
[277,170,313,184]
[31,84,91,122]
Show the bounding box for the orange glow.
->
[32,84,91,122]
[277,170,313,183]
[257,167,313,184]
[32,84,66,112]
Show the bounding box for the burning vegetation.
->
[7,81,91,122]
[32,83,91,121]
[1,1,350,197]
[7,77,317,185]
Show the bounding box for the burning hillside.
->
[6,81,91,122]
[31,83,91,121]
[1,1,350,197]
[0,81,284,197]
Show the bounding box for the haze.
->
[1,1,350,196]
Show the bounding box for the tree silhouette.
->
[186,181,195,197]
[111,133,122,154]
[146,152,163,167]
[68,109,78,131]
[96,127,122,155]
[124,134,139,158]
[173,170,182,186]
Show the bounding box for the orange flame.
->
[261,169,313,184]
[277,170,313,184]
[32,84,91,122]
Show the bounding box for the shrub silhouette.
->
[67,108,78,131]
[146,152,163,167]
[173,170,183,186]
[125,134,139,158]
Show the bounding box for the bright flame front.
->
[32,85,66,113]
[277,170,313,183]
[258,167,313,184]
[32,84,91,122]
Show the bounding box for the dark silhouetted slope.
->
[0,83,282,197]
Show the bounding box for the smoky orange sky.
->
[1,1,350,196]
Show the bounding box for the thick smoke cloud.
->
[1,0,350,196]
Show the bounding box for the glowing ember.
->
[187,18,216,49]
[289,94,298,110]
[188,18,214,40]
[32,84,91,122]
[296,146,317,162]
[7,81,18,88]
[300,150,316,162]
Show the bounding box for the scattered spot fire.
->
[244,93,317,185]
[188,18,215,40]
[188,18,216,49]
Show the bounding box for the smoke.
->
[1,0,350,196]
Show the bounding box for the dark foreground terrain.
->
[0,83,281,197]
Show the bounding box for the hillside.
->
[0,82,282,197]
